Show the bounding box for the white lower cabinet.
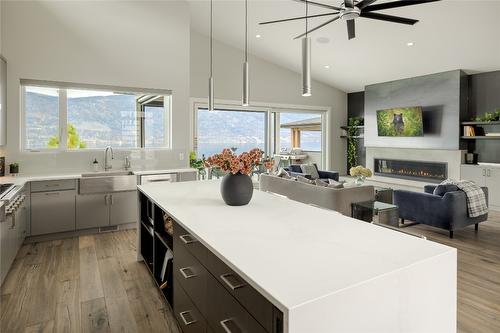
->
[30,190,76,235]
[76,191,137,229]
[461,165,500,210]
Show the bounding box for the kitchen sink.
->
[81,170,134,177]
[79,172,137,194]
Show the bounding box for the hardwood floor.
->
[1,214,499,332]
[405,210,500,333]
[0,230,181,333]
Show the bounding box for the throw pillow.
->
[297,175,315,184]
[315,179,329,187]
[327,182,343,189]
[433,184,459,196]
[275,167,288,177]
[300,164,320,179]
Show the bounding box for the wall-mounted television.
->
[376,106,424,137]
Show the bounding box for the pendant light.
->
[208,0,215,111]
[242,0,249,106]
[302,1,312,97]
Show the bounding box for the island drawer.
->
[206,271,267,333]
[31,179,76,192]
[174,238,209,315]
[206,250,275,333]
[174,279,207,333]
[174,222,207,264]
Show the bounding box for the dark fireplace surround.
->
[374,158,447,183]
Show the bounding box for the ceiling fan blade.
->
[363,0,440,13]
[347,19,355,39]
[356,0,378,10]
[345,0,354,8]
[360,12,418,25]
[293,15,340,40]
[259,12,339,25]
[291,0,341,11]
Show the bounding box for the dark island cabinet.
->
[138,192,283,333]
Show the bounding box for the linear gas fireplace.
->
[374,158,447,183]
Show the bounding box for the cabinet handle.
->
[483,169,486,176]
[487,169,491,177]
[44,192,60,196]
[179,234,198,244]
[179,311,197,326]
[179,267,197,279]
[220,318,243,333]
[220,273,246,291]
[110,194,114,205]
[104,195,108,205]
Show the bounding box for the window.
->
[22,82,171,150]
[194,104,325,167]
[196,108,266,157]
[278,112,322,152]
[24,86,60,150]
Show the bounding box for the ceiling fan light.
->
[301,37,311,97]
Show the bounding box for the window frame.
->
[191,98,329,168]
[21,80,172,152]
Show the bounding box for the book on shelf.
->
[463,125,476,136]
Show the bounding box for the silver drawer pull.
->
[179,310,197,326]
[44,192,60,196]
[220,273,246,291]
[179,234,198,244]
[220,318,243,333]
[179,267,197,279]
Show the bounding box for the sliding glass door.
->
[194,105,326,168]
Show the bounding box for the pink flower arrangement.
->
[205,148,263,175]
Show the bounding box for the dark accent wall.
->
[468,70,500,118]
[466,71,500,163]
[347,92,365,169]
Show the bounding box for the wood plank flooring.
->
[0,230,181,333]
[1,214,499,332]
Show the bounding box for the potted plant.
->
[9,162,19,175]
[205,148,263,206]
[349,165,372,185]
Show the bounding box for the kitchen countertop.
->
[138,180,457,332]
[0,168,197,186]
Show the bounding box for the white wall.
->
[2,0,191,174]
[190,32,347,173]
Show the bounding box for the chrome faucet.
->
[104,146,114,171]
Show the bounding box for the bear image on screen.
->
[376,107,424,137]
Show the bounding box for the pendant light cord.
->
[245,0,248,62]
[210,0,213,77]
[305,0,308,38]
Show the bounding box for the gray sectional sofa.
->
[259,174,375,216]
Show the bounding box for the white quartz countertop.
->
[0,168,196,186]
[138,180,455,313]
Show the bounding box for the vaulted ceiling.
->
[188,0,500,92]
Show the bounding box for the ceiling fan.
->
[259,0,441,40]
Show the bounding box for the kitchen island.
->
[137,180,456,333]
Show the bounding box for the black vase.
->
[220,172,253,206]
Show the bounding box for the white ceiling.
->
[188,0,500,93]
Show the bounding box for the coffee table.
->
[351,200,400,228]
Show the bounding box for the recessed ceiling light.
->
[255,34,261,38]
[407,42,415,46]
[324,65,330,69]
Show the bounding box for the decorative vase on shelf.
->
[354,174,366,186]
[220,172,253,206]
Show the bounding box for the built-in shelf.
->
[340,125,365,130]
[340,135,364,139]
[461,121,500,125]
[460,136,500,140]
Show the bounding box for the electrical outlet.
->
[179,153,185,161]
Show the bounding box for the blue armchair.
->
[285,164,339,182]
[393,185,488,238]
